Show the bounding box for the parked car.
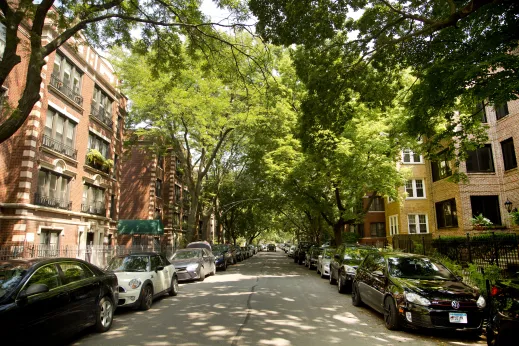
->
[248,245,257,255]
[267,244,276,252]
[233,245,244,262]
[329,244,376,293]
[304,245,321,270]
[316,247,336,278]
[241,247,250,259]
[170,248,215,282]
[294,242,314,264]
[0,258,118,343]
[186,241,212,251]
[287,245,296,257]
[212,244,233,270]
[486,272,519,345]
[107,252,178,310]
[352,252,486,332]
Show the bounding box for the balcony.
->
[90,104,113,129]
[41,135,77,160]
[34,193,72,211]
[49,74,83,107]
[85,153,111,174]
[81,200,106,216]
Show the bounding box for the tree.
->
[115,37,266,243]
[249,0,519,160]
[0,0,256,143]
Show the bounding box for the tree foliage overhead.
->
[0,0,257,143]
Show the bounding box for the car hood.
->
[391,277,478,300]
[113,271,152,285]
[170,259,200,268]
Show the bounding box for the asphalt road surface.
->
[71,250,485,346]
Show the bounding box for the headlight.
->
[186,263,199,272]
[128,278,141,289]
[477,295,486,309]
[345,266,356,274]
[405,292,431,306]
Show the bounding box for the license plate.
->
[449,312,468,324]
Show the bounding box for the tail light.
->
[490,286,499,296]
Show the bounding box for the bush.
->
[433,254,463,277]
[466,264,502,295]
[342,232,359,243]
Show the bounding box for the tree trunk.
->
[333,219,346,246]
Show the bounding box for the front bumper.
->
[176,268,200,281]
[117,286,142,308]
[400,303,484,331]
[322,265,330,275]
[215,259,226,269]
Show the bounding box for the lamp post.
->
[505,198,513,213]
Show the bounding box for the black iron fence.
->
[49,74,83,107]
[392,232,519,277]
[34,193,72,210]
[41,134,78,159]
[90,104,113,128]
[0,243,176,268]
[81,200,106,216]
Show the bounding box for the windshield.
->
[106,255,149,272]
[323,248,336,259]
[171,250,201,260]
[212,245,228,253]
[0,262,30,299]
[342,248,373,265]
[388,257,457,280]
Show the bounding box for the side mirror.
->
[19,283,49,299]
[156,265,164,271]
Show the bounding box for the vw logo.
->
[451,300,460,309]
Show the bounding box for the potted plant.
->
[102,159,114,172]
[471,213,493,230]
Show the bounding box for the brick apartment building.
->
[0,21,126,252]
[118,144,191,248]
[386,99,519,240]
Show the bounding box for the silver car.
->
[316,247,335,278]
[287,245,296,257]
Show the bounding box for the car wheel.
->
[320,268,325,278]
[338,275,346,294]
[294,256,298,263]
[383,297,401,331]
[222,261,227,271]
[95,296,114,332]
[199,268,205,281]
[352,283,362,307]
[169,275,179,296]
[212,264,216,275]
[139,285,153,311]
[316,265,320,274]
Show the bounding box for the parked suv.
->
[329,244,376,293]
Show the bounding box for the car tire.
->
[222,261,227,271]
[169,275,179,296]
[320,268,325,278]
[352,283,362,307]
[294,256,298,263]
[212,264,216,276]
[338,275,346,294]
[199,268,205,281]
[139,285,153,311]
[95,296,114,333]
[383,297,401,331]
[316,265,320,274]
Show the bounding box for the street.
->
[71,250,485,346]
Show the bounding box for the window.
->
[51,52,83,105]
[370,222,386,237]
[60,262,93,284]
[389,215,399,235]
[110,194,115,219]
[363,253,385,273]
[350,224,364,237]
[466,144,494,173]
[369,196,385,211]
[495,102,509,120]
[173,213,180,226]
[82,184,105,215]
[133,235,142,246]
[501,138,517,171]
[150,255,161,271]
[175,184,181,203]
[431,152,452,182]
[116,116,123,137]
[88,132,110,159]
[37,169,71,209]
[405,179,425,198]
[39,229,61,256]
[157,155,164,169]
[470,196,502,226]
[25,264,61,290]
[408,214,428,234]
[476,102,487,123]
[435,199,458,228]
[402,149,422,163]
[0,22,6,60]
[44,108,77,152]
[113,154,118,178]
[92,86,113,121]
[155,179,163,198]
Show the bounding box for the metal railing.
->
[34,193,72,210]
[90,104,113,128]
[0,244,176,268]
[41,134,78,160]
[81,200,106,216]
[49,74,83,107]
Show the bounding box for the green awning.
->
[117,220,164,235]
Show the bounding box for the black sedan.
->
[170,248,215,282]
[329,244,376,293]
[0,258,118,343]
[486,272,519,345]
[352,252,486,332]
[212,244,233,270]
